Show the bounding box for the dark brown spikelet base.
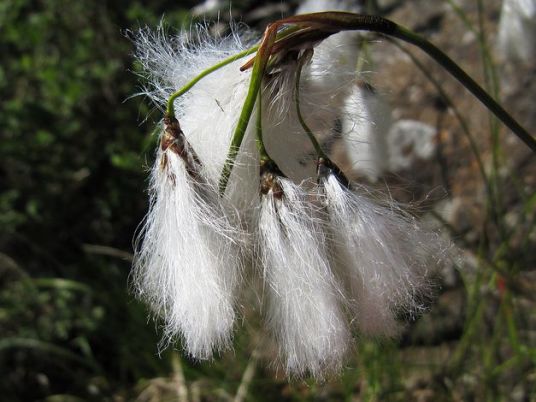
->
[260,159,285,200]
[160,116,203,181]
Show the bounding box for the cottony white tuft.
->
[133,25,260,220]
[320,172,448,336]
[258,172,350,377]
[132,123,243,359]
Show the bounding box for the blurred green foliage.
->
[0,0,198,399]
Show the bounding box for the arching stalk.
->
[163,12,535,197]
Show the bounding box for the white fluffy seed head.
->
[133,24,260,221]
[321,173,449,337]
[132,13,453,378]
[132,26,261,359]
[132,137,245,359]
[257,176,350,378]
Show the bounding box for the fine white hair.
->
[133,24,260,221]
[133,24,252,109]
[258,176,350,378]
[321,173,449,336]
[132,141,244,359]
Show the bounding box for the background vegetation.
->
[1,0,534,401]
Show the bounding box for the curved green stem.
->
[255,90,269,162]
[266,12,534,151]
[165,26,303,118]
[165,46,258,117]
[217,63,262,195]
[218,27,278,195]
[390,24,535,152]
[294,49,349,187]
[294,49,329,160]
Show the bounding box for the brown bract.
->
[161,116,202,179]
[260,159,285,199]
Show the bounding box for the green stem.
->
[390,24,535,152]
[477,2,510,258]
[294,50,328,160]
[445,0,498,79]
[165,26,303,118]
[218,28,277,195]
[166,46,258,118]
[390,39,489,188]
[217,75,260,195]
[255,90,269,162]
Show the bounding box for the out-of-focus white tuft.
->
[132,135,244,360]
[497,0,536,63]
[296,0,363,15]
[191,0,225,17]
[342,84,391,182]
[321,173,449,336]
[297,0,362,108]
[258,176,350,378]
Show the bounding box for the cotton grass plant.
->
[131,8,536,379]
